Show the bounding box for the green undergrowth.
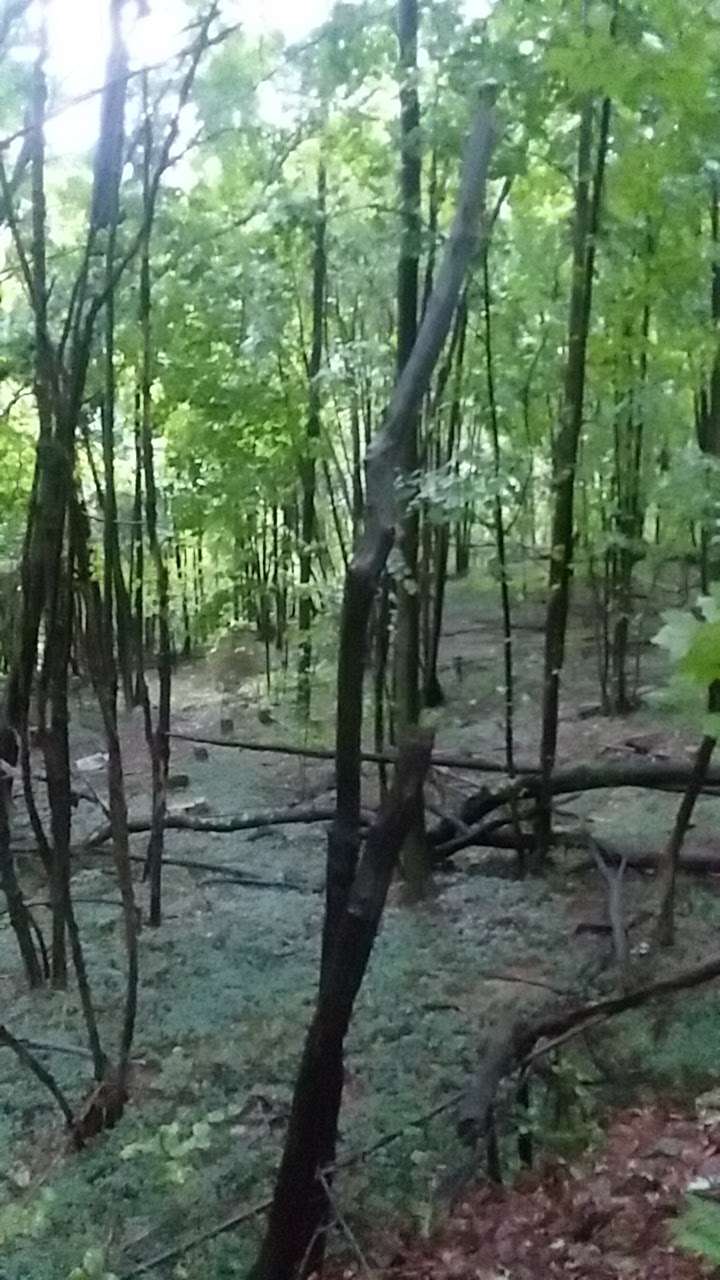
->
[674,1196,720,1265]
[3,862,720,1278]
[0,856,569,1279]
[4,669,720,1279]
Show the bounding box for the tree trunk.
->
[424,294,467,707]
[0,756,43,988]
[251,92,499,1280]
[535,91,611,865]
[138,77,172,928]
[482,248,518,891]
[656,687,719,947]
[394,0,426,897]
[249,732,432,1280]
[297,161,327,714]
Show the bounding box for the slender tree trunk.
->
[0,762,43,988]
[394,0,426,897]
[298,161,327,714]
[101,119,134,711]
[656,685,719,946]
[132,387,146,702]
[657,732,716,946]
[535,91,611,865]
[250,95,498,1280]
[138,85,171,928]
[482,250,515,776]
[695,178,720,582]
[249,734,432,1280]
[424,295,467,706]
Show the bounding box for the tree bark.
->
[392,0,426,897]
[656,720,717,946]
[249,732,432,1280]
[297,161,327,714]
[138,77,171,928]
[536,90,611,865]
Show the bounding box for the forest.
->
[5,0,720,1276]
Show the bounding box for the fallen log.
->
[433,822,720,874]
[167,730,522,775]
[430,758,720,855]
[84,805,342,849]
[459,950,720,1148]
[19,841,310,892]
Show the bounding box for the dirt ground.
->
[2,577,720,1278]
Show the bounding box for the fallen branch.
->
[121,1094,459,1277]
[0,1025,75,1133]
[438,825,720,875]
[431,758,720,857]
[84,805,342,848]
[168,730,516,775]
[86,847,313,889]
[586,834,628,974]
[459,950,720,1147]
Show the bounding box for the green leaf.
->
[680,621,720,686]
[675,1195,720,1261]
[653,610,701,662]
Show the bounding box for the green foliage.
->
[674,1196,720,1263]
[67,1248,118,1280]
[651,590,720,732]
[529,1055,603,1158]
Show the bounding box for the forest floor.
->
[3,573,720,1278]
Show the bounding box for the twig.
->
[84,805,344,848]
[586,833,628,973]
[0,1025,75,1131]
[120,1095,460,1276]
[120,1197,273,1277]
[167,730,520,774]
[317,1170,372,1279]
[0,21,243,153]
[478,971,574,997]
[196,875,311,893]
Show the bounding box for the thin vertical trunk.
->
[0,756,43,988]
[73,496,137,1086]
[609,290,650,714]
[98,0,131,709]
[394,0,422,729]
[424,295,468,706]
[373,576,392,800]
[132,386,145,700]
[394,0,426,897]
[535,90,611,865]
[656,688,718,947]
[102,271,134,707]
[482,249,515,776]
[175,542,192,657]
[251,96,498,1280]
[138,80,171,927]
[297,161,327,714]
[696,178,720,584]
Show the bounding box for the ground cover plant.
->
[4,1,720,1278]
